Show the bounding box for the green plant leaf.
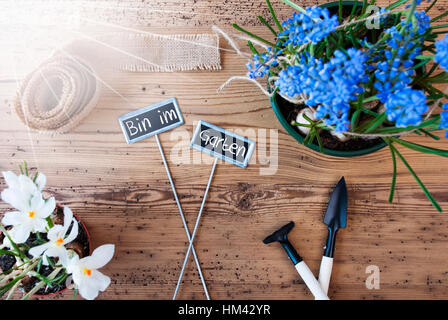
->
[33,272,54,288]
[385,139,398,203]
[351,109,361,131]
[431,11,448,23]
[362,112,387,133]
[390,144,442,212]
[0,225,27,260]
[418,129,441,140]
[73,285,78,300]
[349,0,359,21]
[0,277,23,297]
[391,137,448,157]
[386,0,410,10]
[257,16,277,36]
[266,0,283,31]
[338,0,343,23]
[280,0,306,14]
[232,24,280,49]
[315,129,324,153]
[0,249,19,257]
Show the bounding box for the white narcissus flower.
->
[1,171,46,210]
[1,191,55,243]
[66,244,115,300]
[29,207,78,264]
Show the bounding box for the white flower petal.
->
[45,246,66,259]
[32,218,49,233]
[64,219,78,244]
[1,189,27,212]
[1,211,26,226]
[78,281,100,300]
[18,174,37,196]
[37,197,55,219]
[12,224,32,243]
[71,267,83,284]
[30,192,45,212]
[82,244,115,270]
[2,171,20,190]
[58,250,70,268]
[29,242,50,258]
[35,173,46,191]
[41,252,51,265]
[91,270,111,292]
[62,207,73,234]
[47,225,64,241]
[2,228,17,248]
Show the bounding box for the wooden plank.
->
[1,0,448,300]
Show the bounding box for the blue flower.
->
[414,10,431,34]
[439,103,448,138]
[275,48,368,132]
[246,53,271,79]
[371,13,430,127]
[384,87,428,127]
[278,6,339,47]
[435,34,448,71]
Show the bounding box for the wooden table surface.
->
[1,0,448,300]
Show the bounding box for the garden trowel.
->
[318,177,347,294]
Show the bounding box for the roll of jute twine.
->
[12,54,102,134]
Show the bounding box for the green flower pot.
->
[269,1,388,157]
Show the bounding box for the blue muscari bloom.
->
[246,53,271,79]
[278,6,339,47]
[372,13,430,126]
[384,87,428,127]
[435,34,448,71]
[414,10,431,34]
[275,48,369,132]
[245,47,282,79]
[440,103,448,138]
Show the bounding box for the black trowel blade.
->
[323,177,347,230]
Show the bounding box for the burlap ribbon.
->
[12,32,221,133]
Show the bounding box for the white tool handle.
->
[295,261,329,300]
[318,256,334,295]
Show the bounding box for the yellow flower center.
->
[28,211,35,218]
[82,267,92,276]
[55,238,64,246]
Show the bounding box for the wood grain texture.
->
[1,0,448,300]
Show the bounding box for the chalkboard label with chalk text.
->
[190,120,256,168]
[118,98,184,144]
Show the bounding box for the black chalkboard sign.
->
[190,120,256,168]
[118,98,184,144]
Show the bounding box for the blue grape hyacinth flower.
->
[439,103,448,138]
[435,34,448,71]
[275,48,368,132]
[372,13,430,127]
[246,53,271,79]
[384,87,428,127]
[278,6,339,47]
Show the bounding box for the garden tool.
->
[318,177,347,295]
[263,222,329,300]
